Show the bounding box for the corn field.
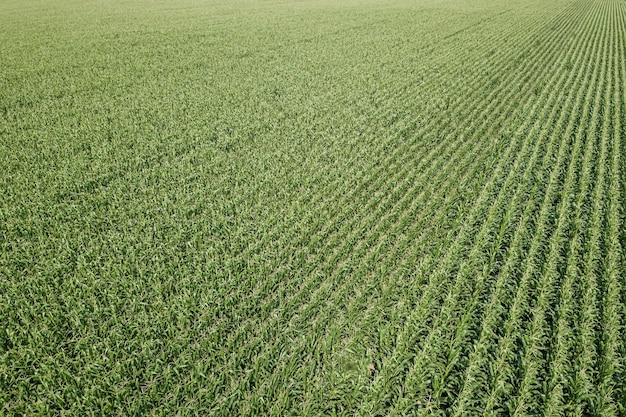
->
[1,0,625,415]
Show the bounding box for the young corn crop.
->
[1,0,625,415]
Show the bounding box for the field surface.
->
[1,0,626,415]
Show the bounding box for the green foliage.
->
[1,0,625,415]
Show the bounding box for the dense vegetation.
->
[1,0,625,414]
